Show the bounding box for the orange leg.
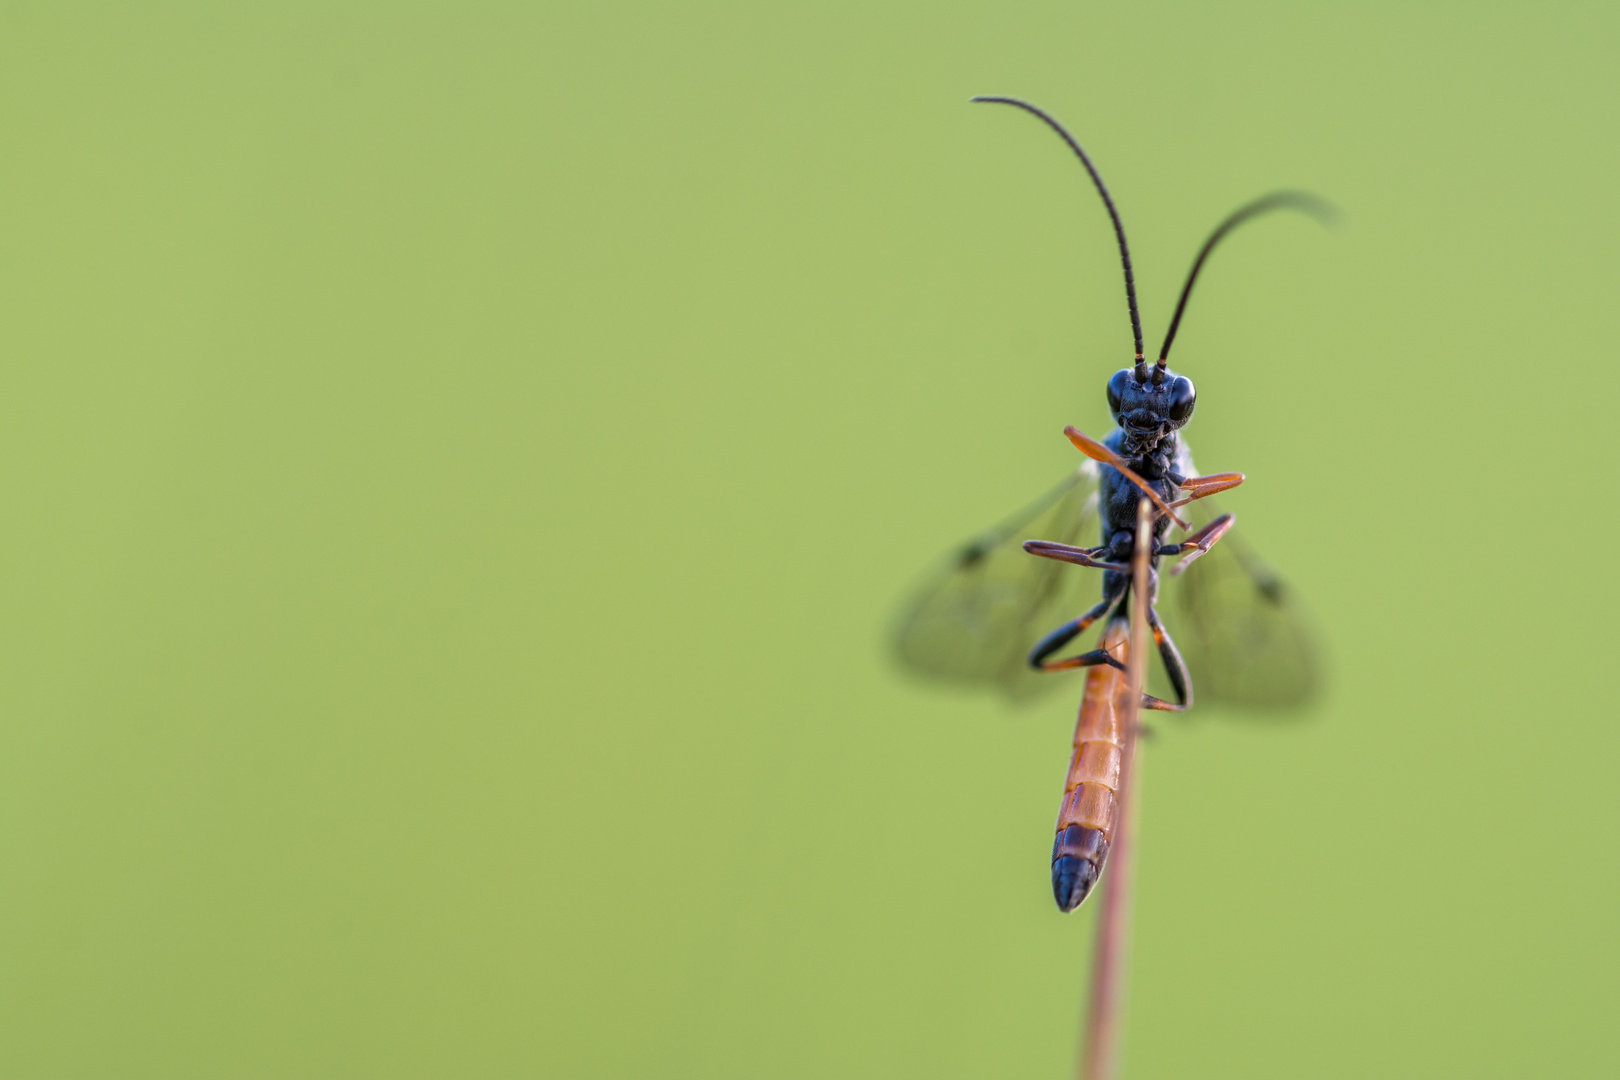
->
[1022,539,1129,573]
[1062,426,1189,530]
[1158,512,1234,577]
[1169,471,1245,507]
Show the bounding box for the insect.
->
[891,97,1329,912]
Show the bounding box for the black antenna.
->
[1156,191,1337,372]
[971,96,1144,373]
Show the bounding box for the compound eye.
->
[1166,375,1196,424]
[1106,368,1132,419]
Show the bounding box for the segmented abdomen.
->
[1051,619,1129,912]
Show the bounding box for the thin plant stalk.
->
[1078,497,1154,1080]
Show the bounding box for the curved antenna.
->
[971,96,1144,369]
[1156,191,1337,371]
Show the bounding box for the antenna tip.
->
[1279,190,1344,228]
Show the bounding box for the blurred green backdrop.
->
[0,3,1616,1077]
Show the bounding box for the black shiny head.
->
[1106,365,1196,442]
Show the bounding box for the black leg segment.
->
[1138,605,1192,712]
[1028,577,1129,671]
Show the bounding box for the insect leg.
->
[1044,648,1130,674]
[1158,513,1234,576]
[1139,605,1193,712]
[1168,471,1245,508]
[1064,426,1189,530]
[1022,539,1129,573]
[1028,576,1130,671]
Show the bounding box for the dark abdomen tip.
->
[1052,824,1110,912]
[1052,856,1098,912]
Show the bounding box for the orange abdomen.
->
[1052,619,1130,912]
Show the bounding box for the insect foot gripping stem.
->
[1051,619,1129,912]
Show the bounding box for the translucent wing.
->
[889,463,1102,702]
[1161,499,1322,709]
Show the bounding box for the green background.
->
[0,3,1614,1077]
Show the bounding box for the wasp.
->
[892,97,1330,911]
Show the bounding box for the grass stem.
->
[1078,497,1153,1080]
